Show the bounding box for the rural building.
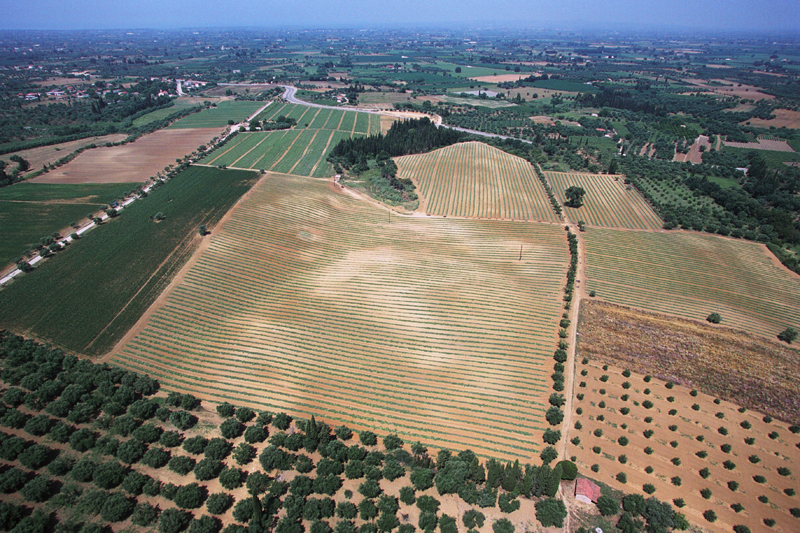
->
[575,478,601,504]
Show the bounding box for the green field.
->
[396,141,559,222]
[545,171,663,230]
[583,229,800,337]
[0,166,260,356]
[0,182,134,266]
[202,104,380,177]
[131,98,207,127]
[167,101,266,129]
[111,174,570,461]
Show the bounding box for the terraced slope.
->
[395,142,558,222]
[112,174,570,461]
[546,171,663,230]
[583,228,800,337]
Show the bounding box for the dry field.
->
[0,134,128,177]
[395,141,558,222]
[545,172,662,230]
[583,228,800,338]
[674,135,711,164]
[576,300,800,425]
[723,138,795,152]
[567,356,800,533]
[30,128,220,184]
[684,79,775,101]
[110,174,570,462]
[530,116,581,127]
[743,108,800,129]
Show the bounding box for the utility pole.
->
[519,244,522,260]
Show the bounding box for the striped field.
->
[201,104,380,177]
[583,228,800,337]
[395,142,559,222]
[167,101,266,129]
[111,174,570,461]
[546,171,663,230]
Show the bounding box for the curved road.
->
[279,85,532,144]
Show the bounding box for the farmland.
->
[110,174,570,462]
[0,182,133,266]
[576,300,800,426]
[545,172,663,230]
[31,128,221,184]
[394,142,558,222]
[201,104,380,177]
[582,228,800,337]
[567,356,800,533]
[167,101,266,129]
[0,166,260,356]
[0,133,128,178]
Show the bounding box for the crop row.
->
[396,142,558,222]
[545,171,663,230]
[583,229,800,336]
[112,175,571,461]
[0,166,261,356]
[168,101,265,129]
[258,103,378,135]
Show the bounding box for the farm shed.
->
[575,478,601,504]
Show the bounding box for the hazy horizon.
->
[2,0,799,34]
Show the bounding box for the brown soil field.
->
[566,355,800,533]
[743,108,800,129]
[724,138,795,152]
[674,135,710,164]
[30,128,221,184]
[500,87,578,100]
[576,300,800,424]
[0,134,128,176]
[686,79,775,101]
[530,116,582,127]
[110,174,569,463]
[32,77,90,87]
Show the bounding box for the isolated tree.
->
[778,327,798,344]
[706,313,722,324]
[565,186,586,207]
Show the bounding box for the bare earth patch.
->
[743,108,800,129]
[674,135,710,164]
[1,134,128,177]
[471,74,536,83]
[576,300,800,424]
[30,128,221,184]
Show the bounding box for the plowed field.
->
[111,174,570,461]
[545,171,663,230]
[583,229,800,337]
[395,142,558,222]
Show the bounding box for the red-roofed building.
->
[575,478,601,504]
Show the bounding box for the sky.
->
[2,0,799,33]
